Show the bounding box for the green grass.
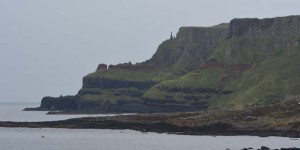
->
[78,88,103,95]
[160,69,224,88]
[79,30,300,110]
[86,69,179,82]
[144,37,300,108]
[86,70,158,81]
[143,68,224,102]
[79,89,141,104]
[213,41,300,108]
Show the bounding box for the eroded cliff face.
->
[228,16,300,38]
[145,26,228,72]
[35,15,300,113]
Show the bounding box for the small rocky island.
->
[14,15,300,139]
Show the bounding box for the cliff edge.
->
[27,15,300,113]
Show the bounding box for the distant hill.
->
[31,15,300,113]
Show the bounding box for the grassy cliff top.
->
[76,15,300,111]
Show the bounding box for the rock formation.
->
[29,15,300,113]
[96,64,107,71]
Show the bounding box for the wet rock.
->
[241,147,253,150]
[244,116,258,121]
[261,146,270,150]
[280,148,300,150]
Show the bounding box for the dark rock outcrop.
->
[96,64,107,71]
[40,96,79,110]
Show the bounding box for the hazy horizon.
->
[1,0,300,103]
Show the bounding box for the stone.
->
[261,146,270,150]
[244,116,258,121]
[96,64,107,71]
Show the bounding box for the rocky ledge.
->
[4,97,300,138]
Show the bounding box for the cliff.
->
[30,15,300,113]
[144,25,228,72]
[228,15,300,38]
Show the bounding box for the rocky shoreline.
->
[2,97,300,139]
[0,114,300,138]
[1,118,299,150]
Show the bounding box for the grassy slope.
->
[144,37,300,109]
[87,70,157,82]
[79,88,142,104]
[79,27,300,109]
[142,68,225,105]
[80,69,180,104]
[218,45,300,108]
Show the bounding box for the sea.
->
[0,103,299,150]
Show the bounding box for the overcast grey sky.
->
[1,0,300,103]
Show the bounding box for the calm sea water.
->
[0,103,299,150]
[0,103,126,122]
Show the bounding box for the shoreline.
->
[1,113,300,138]
[1,126,299,150]
[15,98,300,138]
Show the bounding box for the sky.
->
[0,0,300,103]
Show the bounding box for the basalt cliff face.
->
[32,15,300,113]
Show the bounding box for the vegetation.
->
[53,15,300,112]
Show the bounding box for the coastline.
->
[5,97,299,138]
[1,112,300,138]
